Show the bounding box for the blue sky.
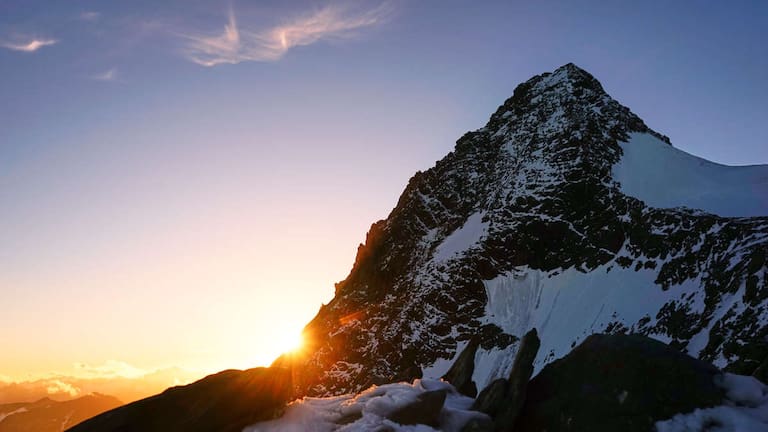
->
[1,0,767,380]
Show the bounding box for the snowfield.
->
[422,260,714,391]
[613,132,768,217]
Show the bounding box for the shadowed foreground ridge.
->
[67,367,292,432]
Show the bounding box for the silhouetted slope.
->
[67,367,292,432]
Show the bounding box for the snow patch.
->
[483,268,542,336]
[468,263,705,390]
[472,344,517,392]
[433,213,489,263]
[0,407,28,423]
[613,132,768,217]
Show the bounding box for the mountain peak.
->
[485,63,670,146]
[553,61,595,77]
[541,62,603,91]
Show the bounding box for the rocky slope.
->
[287,63,768,397]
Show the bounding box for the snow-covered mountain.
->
[285,63,768,397]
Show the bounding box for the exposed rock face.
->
[291,63,768,397]
[68,367,293,432]
[471,379,509,418]
[494,328,540,430]
[515,334,724,432]
[467,329,540,431]
[442,337,480,397]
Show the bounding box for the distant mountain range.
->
[0,367,201,405]
[0,393,121,432]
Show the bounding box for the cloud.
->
[0,364,201,404]
[45,380,81,397]
[1,38,58,52]
[92,68,119,82]
[73,360,145,379]
[184,3,391,67]
[80,11,101,21]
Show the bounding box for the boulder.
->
[443,337,480,397]
[386,389,446,427]
[514,334,725,432]
[68,367,293,432]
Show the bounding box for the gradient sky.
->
[2,0,767,382]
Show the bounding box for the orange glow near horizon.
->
[278,331,306,358]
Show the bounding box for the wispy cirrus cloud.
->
[80,11,101,22]
[1,37,57,52]
[92,67,119,82]
[183,3,391,67]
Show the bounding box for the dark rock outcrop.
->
[753,355,768,384]
[514,334,724,432]
[494,328,540,430]
[443,337,480,397]
[393,364,424,385]
[471,379,509,417]
[67,367,293,432]
[386,390,446,427]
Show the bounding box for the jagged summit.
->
[511,62,603,93]
[485,62,669,145]
[287,65,768,398]
[490,62,609,118]
[535,62,614,97]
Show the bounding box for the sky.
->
[2,0,767,389]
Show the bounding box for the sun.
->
[273,331,305,357]
[244,325,309,367]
